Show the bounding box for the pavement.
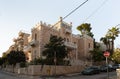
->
[110,76,117,79]
[35,73,118,79]
[1,70,118,79]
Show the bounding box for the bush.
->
[20,62,27,68]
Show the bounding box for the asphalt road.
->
[0,70,117,79]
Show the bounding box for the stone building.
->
[4,17,94,66]
[13,31,30,51]
[5,31,31,61]
[24,17,94,65]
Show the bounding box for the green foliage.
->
[90,43,105,62]
[42,35,68,65]
[7,50,26,66]
[100,26,120,56]
[111,48,120,63]
[106,27,120,40]
[77,23,94,37]
[100,37,109,46]
[1,53,8,67]
[20,62,27,68]
[29,58,45,65]
[0,57,3,65]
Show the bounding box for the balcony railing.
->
[64,42,77,49]
[65,29,72,34]
[29,39,37,47]
[24,45,31,52]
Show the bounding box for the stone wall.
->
[15,65,85,76]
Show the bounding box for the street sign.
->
[104,51,110,79]
[104,51,110,57]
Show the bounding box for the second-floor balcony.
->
[24,45,31,52]
[65,29,72,34]
[64,42,77,49]
[29,39,38,47]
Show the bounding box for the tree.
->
[106,27,120,54]
[1,53,8,68]
[0,57,3,66]
[7,50,26,66]
[89,44,105,62]
[100,37,110,50]
[6,50,26,72]
[77,23,94,37]
[111,48,120,63]
[42,35,67,65]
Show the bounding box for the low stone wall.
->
[4,65,19,73]
[4,65,85,76]
[18,65,85,76]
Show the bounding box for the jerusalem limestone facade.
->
[24,17,94,65]
[5,17,94,65]
[5,31,31,61]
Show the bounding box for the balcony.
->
[29,39,38,47]
[65,29,72,34]
[24,46,31,52]
[64,42,77,49]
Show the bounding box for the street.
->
[0,70,39,79]
[0,70,117,79]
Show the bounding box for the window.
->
[34,50,37,59]
[67,38,69,42]
[88,43,90,48]
[74,42,76,44]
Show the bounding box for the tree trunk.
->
[111,39,114,55]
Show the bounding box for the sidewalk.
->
[109,76,117,79]
[1,70,118,79]
[1,70,40,79]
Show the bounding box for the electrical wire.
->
[82,0,109,23]
[52,0,88,27]
[63,0,88,20]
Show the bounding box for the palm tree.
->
[106,27,120,54]
[100,37,110,50]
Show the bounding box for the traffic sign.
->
[104,51,110,57]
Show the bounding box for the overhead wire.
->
[63,0,88,20]
[52,0,88,27]
[82,0,109,23]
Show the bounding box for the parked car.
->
[112,64,120,70]
[81,66,100,75]
[100,65,113,72]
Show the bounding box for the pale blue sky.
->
[0,0,120,56]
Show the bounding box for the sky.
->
[0,0,120,57]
